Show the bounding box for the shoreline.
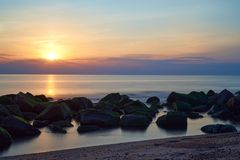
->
[2,133,240,160]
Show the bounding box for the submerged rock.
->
[77,125,101,133]
[0,127,12,150]
[120,114,151,128]
[201,124,237,134]
[156,111,187,130]
[1,116,40,138]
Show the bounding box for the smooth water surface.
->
[0,75,240,157]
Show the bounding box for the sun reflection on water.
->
[47,75,55,97]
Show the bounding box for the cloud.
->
[0,56,239,75]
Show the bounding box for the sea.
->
[0,75,240,157]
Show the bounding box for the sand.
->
[2,133,240,160]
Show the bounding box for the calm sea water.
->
[0,75,240,157]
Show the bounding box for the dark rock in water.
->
[120,114,151,128]
[215,89,234,106]
[236,91,240,96]
[36,102,72,123]
[207,90,215,97]
[146,97,160,105]
[226,96,240,114]
[211,109,234,120]
[186,112,203,119]
[79,109,120,127]
[95,101,123,115]
[208,105,224,115]
[51,120,74,128]
[174,101,192,112]
[156,111,187,130]
[0,94,16,105]
[123,100,155,119]
[100,93,132,107]
[192,105,211,113]
[48,124,67,134]
[149,104,160,114]
[201,124,237,134]
[1,116,41,138]
[0,127,12,150]
[77,125,101,133]
[34,94,49,102]
[167,91,208,107]
[0,104,23,120]
[62,97,93,112]
[23,112,38,121]
[15,92,42,113]
[33,120,49,128]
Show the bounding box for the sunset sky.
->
[0,0,240,74]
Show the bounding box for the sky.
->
[0,0,240,74]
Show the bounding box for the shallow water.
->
[0,75,240,157]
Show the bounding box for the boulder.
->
[0,104,23,119]
[23,112,38,121]
[215,89,234,106]
[236,91,240,96]
[0,127,12,150]
[36,102,72,123]
[51,120,73,128]
[186,112,203,119]
[173,101,192,112]
[207,90,215,97]
[1,116,40,138]
[156,111,187,130]
[94,101,123,115]
[123,100,155,119]
[79,109,120,127]
[62,97,93,112]
[48,124,67,134]
[0,94,16,105]
[120,114,150,128]
[77,125,101,133]
[100,93,132,107]
[146,97,160,105]
[226,96,240,114]
[34,94,50,102]
[192,105,211,113]
[201,124,237,134]
[33,120,49,128]
[211,109,234,120]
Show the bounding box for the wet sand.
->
[2,133,240,160]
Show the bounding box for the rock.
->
[34,94,50,102]
[95,101,123,115]
[173,101,192,112]
[120,114,150,128]
[192,105,211,113]
[36,102,72,123]
[0,127,12,150]
[0,104,23,119]
[77,125,101,133]
[15,92,41,113]
[48,124,67,134]
[51,120,73,128]
[149,104,160,114]
[1,116,40,138]
[100,93,132,107]
[62,97,93,112]
[146,97,160,105]
[123,100,155,119]
[207,90,215,97]
[211,109,234,120]
[167,91,208,107]
[201,124,237,134]
[23,112,38,121]
[156,111,187,130]
[79,109,120,127]
[215,89,234,106]
[33,120,49,128]
[226,96,240,114]
[186,112,203,119]
[236,91,240,96]
[0,94,16,105]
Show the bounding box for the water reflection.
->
[47,75,56,97]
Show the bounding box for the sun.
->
[46,52,58,61]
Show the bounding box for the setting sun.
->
[46,52,58,61]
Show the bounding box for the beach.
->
[2,133,240,160]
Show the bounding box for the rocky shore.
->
[2,133,240,160]
[0,89,240,152]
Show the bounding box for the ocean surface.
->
[0,75,240,157]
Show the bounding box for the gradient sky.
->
[0,0,240,74]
